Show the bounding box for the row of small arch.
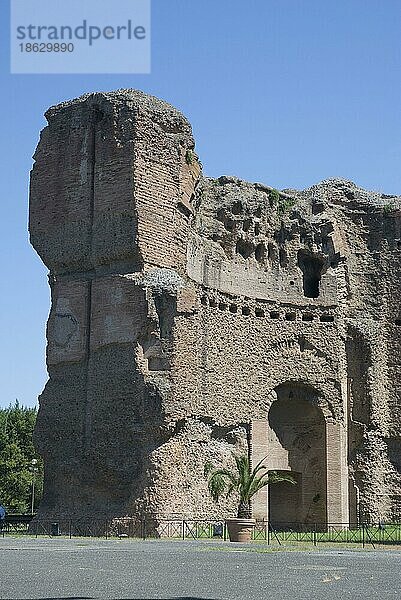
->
[200,295,335,323]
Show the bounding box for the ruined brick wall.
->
[30,90,401,523]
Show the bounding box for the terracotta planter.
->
[226,518,256,542]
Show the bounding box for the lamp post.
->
[30,459,38,515]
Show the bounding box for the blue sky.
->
[0,0,400,408]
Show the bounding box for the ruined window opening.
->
[297,249,325,298]
[201,296,208,306]
[302,313,314,322]
[255,222,262,236]
[395,319,401,326]
[255,243,266,263]
[242,218,252,232]
[320,314,334,323]
[242,306,251,316]
[270,311,280,319]
[218,302,227,311]
[216,208,235,231]
[285,312,296,321]
[209,298,217,308]
[312,201,325,215]
[229,304,238,313]
[231,201,243,215]
[255,308,264,317]
[236,239,254,259]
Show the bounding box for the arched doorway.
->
[267,383,327,527]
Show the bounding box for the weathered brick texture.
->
[30,90,401,524]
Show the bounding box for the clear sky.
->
[0,0,400,408]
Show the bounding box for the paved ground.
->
[1,536,401,600]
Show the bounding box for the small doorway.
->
[268,471,302,528]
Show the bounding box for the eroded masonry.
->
[30,90,401,525]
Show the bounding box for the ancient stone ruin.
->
[30,90,401,526]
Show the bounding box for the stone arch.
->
[267,380,334,421]
[267,383,327,527]
[251,381,349,526]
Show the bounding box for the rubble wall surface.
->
[29,90,401,523]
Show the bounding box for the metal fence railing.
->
[2,516,401,548]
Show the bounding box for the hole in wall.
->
[285,313,296,321]
[216,208,226,221]
[320,314,334,323]
[201,296,208,306]
[312,201,325,215]
[395,319,401,326]
[302,313,314,322]
[255,243,266,263]
[229,304,238,313]
[231,201,243,215]
[255,308,265,317]
[255,222,262,236]
[270,311,280,319]
[242,306,251,316]
[236,239,254,259]
[209,298,217,308]
[290,280,295,286]
[242,218,252,232]
[216,208,235,231]
[268,242,277,264]
[297,249,325,298]
[218,302,227,311]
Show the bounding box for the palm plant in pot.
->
[204,453,295,542]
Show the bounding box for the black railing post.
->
[182,520,185,541]
[364,524,376,549]
[313,524,317,546]
[69,519,72,539]
[362,523,365,548]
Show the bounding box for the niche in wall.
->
[297,249,325,298]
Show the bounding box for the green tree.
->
[0,401,43,513]
[205,453,295,518]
